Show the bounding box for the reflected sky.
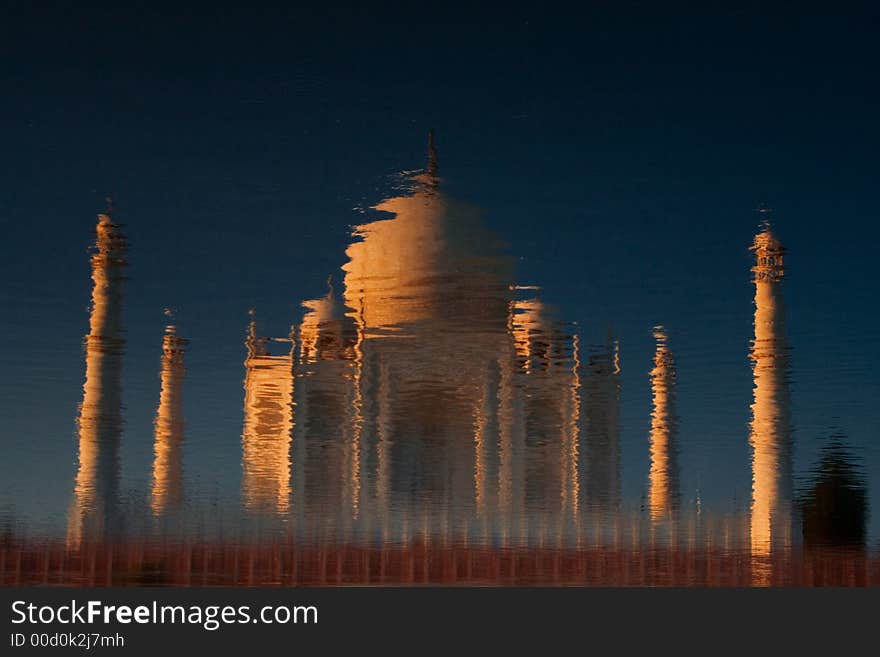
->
[1,4,880,584]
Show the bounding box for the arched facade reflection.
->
[241,312,294,515]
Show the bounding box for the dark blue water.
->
[1,4,878,585]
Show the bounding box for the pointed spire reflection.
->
[67,206,127,547]
[426,129,439,185]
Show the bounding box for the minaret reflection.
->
[67,202,127,547]
[582,333,621,513]
[241,310,294,515]
[150,313,187,516]
[648,326,679,521]
[748,218,793,580]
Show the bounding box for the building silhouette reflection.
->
[67,205,127,547]
[234,133,588,545]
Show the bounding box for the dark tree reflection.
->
[800,437,868,550]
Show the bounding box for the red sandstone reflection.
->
[2,538,874,587]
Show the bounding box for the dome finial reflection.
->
[427,129,438,184]
[755,202,774,234]
[246,308,268,358]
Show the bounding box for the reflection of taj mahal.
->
[62,137,804,557]
[239,134,613,541]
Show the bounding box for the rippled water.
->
[1,135,877,586]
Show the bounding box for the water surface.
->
[1,136,878,586]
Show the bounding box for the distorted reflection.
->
[262,133,585,546]
[748,217,793,584]
[12,140,870,587]
[648,326,679,521]
[150,313,187,516]
[581,335,622,513]
[801,437,867,551]
[67,204,127,548]
[241,310,294,515]
[293,278,360,528]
